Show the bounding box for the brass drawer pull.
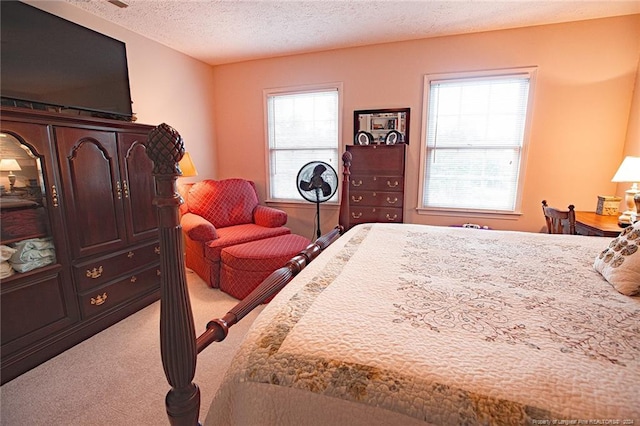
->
[351,195,363,203]
[351,212,362,219]
[157,269,161,276]
[91,292,108,306]
[130,276,137,283]
[51,185,59,207]
[127,251,134,259]
[86,266,103,279]
[386,180,399,188]
[155,247,160,255]
[351,180,363,187]
[386,197,398,204]
[386,214,398,221]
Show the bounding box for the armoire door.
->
[118,132,157,244]
[55,127,128,259]
[0,121,80,384]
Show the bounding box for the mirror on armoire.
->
[1,132,54,277]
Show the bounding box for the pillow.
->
[594,220,640,296]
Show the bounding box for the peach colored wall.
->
[615,57,640,204]
[212,15,640,236]
[24,1,217,182]
[14,4,640,238]
[622,56,640,160]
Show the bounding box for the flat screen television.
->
[1,1,134,120]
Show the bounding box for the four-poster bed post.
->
[146,123,343,425]
[339,151,352,232]
[147,123,200,425]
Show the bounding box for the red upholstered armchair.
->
[180,179,291,288]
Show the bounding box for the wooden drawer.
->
[349,206,403,226]
[78,265,160,319]
[73,241,160,292]
[349,190,402,208]
[347,145,405,173]
[349,175,404,192]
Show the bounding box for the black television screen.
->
[1,1,133,120]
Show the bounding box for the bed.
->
[205,222,640,425]
[146,124,640,425]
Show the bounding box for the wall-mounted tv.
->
[1,1,134,121]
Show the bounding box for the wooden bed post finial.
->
[147,123,200,426]
[338,151,352,232]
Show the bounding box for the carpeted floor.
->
[0,270,264,426]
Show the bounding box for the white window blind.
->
[267,88,339,201]
[422,73,532,212]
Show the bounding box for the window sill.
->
[415,207,522,221]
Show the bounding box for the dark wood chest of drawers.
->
[345,144,406,229]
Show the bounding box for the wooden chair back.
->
[542,200,576,234]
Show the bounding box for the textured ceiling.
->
[63,0,640,66]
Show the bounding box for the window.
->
[418,68,536,214]
[265,84,341,202]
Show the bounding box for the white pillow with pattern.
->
[594,220,640,296]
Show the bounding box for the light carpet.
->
[0,270,264,425]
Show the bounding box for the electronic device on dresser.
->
[0,1,133,121]
[0,107,159,384]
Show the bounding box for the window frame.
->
[263,82,343,205]
[416,67,537,219]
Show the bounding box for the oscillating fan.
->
[296,161,338,238]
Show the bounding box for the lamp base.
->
[618,211,634,227]
[618,186,639,226]
[8,173,16,192]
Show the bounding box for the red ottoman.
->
[219,234,311,300]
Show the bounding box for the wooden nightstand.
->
[575,211,624,238]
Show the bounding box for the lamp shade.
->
[612,156,640,182]
[178,152,198,177]
[0,158,21,172]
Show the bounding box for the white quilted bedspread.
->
[206,223,640,426]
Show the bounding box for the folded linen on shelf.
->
[8,237,56,273]
[10,238,56,262]
[1,245,17,261]
[10,258,54,273]
[1,261,14,279]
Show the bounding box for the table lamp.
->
[611,156,640,226]
[178,152,198,177]
[0,158,22,192]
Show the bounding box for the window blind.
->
[267,89,339,201]
[423,76,530,211]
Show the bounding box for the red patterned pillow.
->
[188,179,259,229]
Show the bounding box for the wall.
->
[622,57,640,160]
[212,14,640,237]
[24,1,217,182]
[14,4,640,238]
